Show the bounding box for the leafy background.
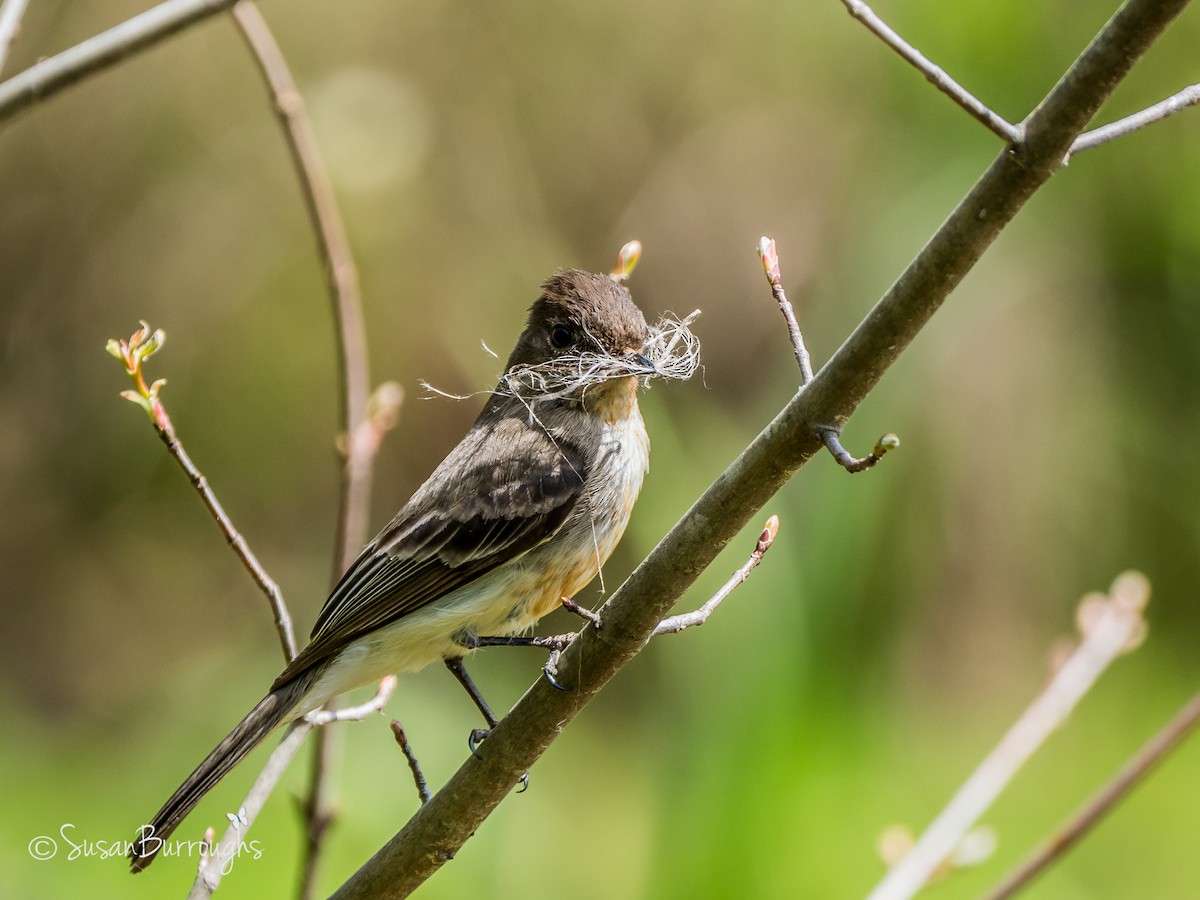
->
[2,1,1198,897]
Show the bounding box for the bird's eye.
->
[550,324,573,348]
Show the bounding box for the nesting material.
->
[501,309,702,402]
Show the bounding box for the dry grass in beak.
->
[501,310,702,401]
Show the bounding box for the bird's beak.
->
[628,352,657,375]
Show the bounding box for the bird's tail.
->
[129,674,313,873]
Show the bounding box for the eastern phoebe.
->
[130,268,675,871]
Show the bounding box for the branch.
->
[391,721,433,806]
[821,430,900,473]
[331,2,1190,895]
[0,0,242,126]
[0,0,29,78]
[1071,81,1200,153]
[187,720,312,900]
[306,676,397,726]
[757,237,814,385]
[838,0,1021,144]
[653,515,778,636]
[228,6,377,895]
[186,676,397,899]
[758,236,900,473]
[229,0,373,574]
[986,684,1200,899]
[106,324,297,662]
[867,572,1150,900]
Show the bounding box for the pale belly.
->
[301,400,649,714]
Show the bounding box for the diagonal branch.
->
[652,515,778,636]
[331,3,1192,895]
[0,0,242,126]
[107,324,298,662]
[867,573,1150,900]
[986,684,1200,899]
[186,677,396,899]
[838,0,1021,143]
[1072,81,1200,153]
[0,0,29,78]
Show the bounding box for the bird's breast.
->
[508,398,650,627]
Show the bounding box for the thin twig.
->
[838,0,1021,144]
[187,676,396,898]
[187,719,313,900]
[229,7,376,896]
[1072,82,1200,153]
[821,431,900,474]
[229,0,373,574]
[157,430,298,661]
[0,0,243,126]
[306,676,398,726]
[987,686,1200,900]
[0,0,29,78]
[757,239,899,473]
[757,237,814,385]
[654,515,779,636]
[391,721,433,806]
[867,572,1151,900]
[107,324,297,662]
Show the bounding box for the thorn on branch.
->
[822,430,899,474]
[757,236,814,384]
[653,515,779,636]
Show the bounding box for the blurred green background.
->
[2,1,1199,897]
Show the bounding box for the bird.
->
[130,268,666,872]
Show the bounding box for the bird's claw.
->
[468,728,490,759]
[467,727,531,792]
[543,647,570,691]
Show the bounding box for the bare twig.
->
[229,0,373,574]
[653,515,779,636]
[306,676,398,726]
[187,676,396,898]
[187,719,313,900]
[333,4,1191,890]
[838,0,1021,144]
[757,237,814,385]
[867,572,1151,900]
[757,237,899,473]
[560,597,603,628]
[1072,82,1200,153]
[106,324,298,662]
[229,7,377,896]
[0,0,243,126]
[987,685,1200,900]
[391,721,433,806]
[0,0,29,78]
[822,430,900,473]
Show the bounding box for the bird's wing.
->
[271,414,588,689]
